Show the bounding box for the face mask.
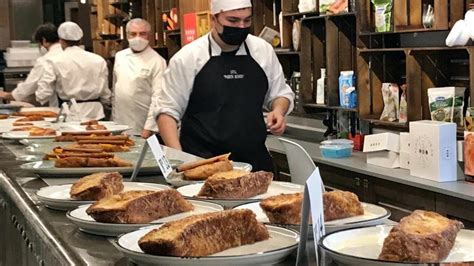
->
[128,37,149,52]
[217,22,250,46]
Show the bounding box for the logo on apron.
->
[223,69,245,80]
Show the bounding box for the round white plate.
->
[165,161,253,187]
[67,200,224,236]
[114,225,299,265]
[2,131,59,140]
[36,182,170,211]
[234,202,390,234]
[55,124,130,134]
[321,225,474,265]
[177,181,304,208]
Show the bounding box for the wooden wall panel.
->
[299,22,313,104]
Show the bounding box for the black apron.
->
[180,36,273,171]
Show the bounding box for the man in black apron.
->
[157,0,294,171]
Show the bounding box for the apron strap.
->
[207,34,251,57]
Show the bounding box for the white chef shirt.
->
[11,43,62,107]
[112,46,166,135]
[154,33,295,122]
[36,46,112,121]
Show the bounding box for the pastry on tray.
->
[138,209,270,256]
[0,114,9,120]
[86,189,194,224]
[29,127,56,136]
[12,122,33,126]
[12,111,58,117]
[86,124,107,131]
[80,120,99,126]
[70,172,124,200]
[259,190,364,224]
[66,143,129,153]
[15,115,44,122]
[54,155,133,168]
[177,153,233,181]
[323,190,364,221]
[379,210,464,263]
[197,170,273,199]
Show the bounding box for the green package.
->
[371,0,392,32]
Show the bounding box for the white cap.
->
[211,0,252,15]
[58,22,83,41]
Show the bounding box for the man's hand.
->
[267,110,286,136]
[0,91,13,101]
[141,129,153,139]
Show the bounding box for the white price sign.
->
[146,135,172,178]
[306,167,326,242]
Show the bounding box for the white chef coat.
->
[154,33,295,122]
[11,43,62,107]
[36,46,112,121]
[113,46,166,135]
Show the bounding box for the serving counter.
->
[0,140,317,266]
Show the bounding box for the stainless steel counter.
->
[0,140,318,266]
[266,135,474,202]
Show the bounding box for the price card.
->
[306,167,326,242]
[146,135,173,178]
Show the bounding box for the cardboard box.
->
[400,151,410,169]
[367,151,400,169]
[409,121,457,182]
[400,132,411,153]
[363,133,400,153]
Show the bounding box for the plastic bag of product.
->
[399,84,408,123]
[380,83,399,122]
[320,0,348,14]
[371,0,393,32]
[428,87,465,126]
[299,0,317,13]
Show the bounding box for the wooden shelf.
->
[363,119,409,129]
[360,28,447,36]
[304,104,358,112]
[301,12,356,22]
[282,11,319,18]
[275,49,300,56]
[358,48,406,54]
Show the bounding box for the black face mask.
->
[218,24,250,46]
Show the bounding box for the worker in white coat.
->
[113,18,166,138]
[0,23,61,106]
[36,22,111,121]
[155,0,295,171]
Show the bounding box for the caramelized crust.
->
[177,153,230,172]
[138,209,270,256]
[86,189,193,224]
[70,172,123,200]
[54,156,133,168]
[379,210,464,263]
[323,190,364,221]
[183,160,233,181]
[197,171,273,199]
[12,111,58,117]
[260,193,304,224]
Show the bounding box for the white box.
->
[363,133,400,153]
[409,120,457,182]
[400,151,410,169]
[367,151,400,169]
[400,132,411,153]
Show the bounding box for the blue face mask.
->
[217,21,250,46]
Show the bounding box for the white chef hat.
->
[58,22,83,41]
[211,0,252,15]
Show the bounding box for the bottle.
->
[316,68,326,104]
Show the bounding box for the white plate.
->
[54,124,130,134]
[165,161,253,187]
[177,181,304,208]
[2,131,59,140]
[234,202,390,234]
[114,225,299,265]
[321,225,474,266]
[67,200,224,236]
[37,182,170,211]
